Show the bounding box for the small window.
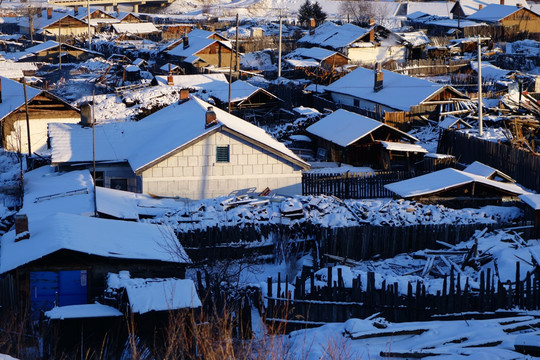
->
[94,171,104,187]
[353,99,360,107]
[216,145,230,163]
[110,178,128,191]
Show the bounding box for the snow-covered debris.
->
[107,272,201,313]
[45,303,123,320]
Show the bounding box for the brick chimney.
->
[183,36,189,49]
[478,4,483,9]
[179,88,189,102]
[74,5,79,16]
[80,102,93,127]
[517,3,523,7]
[205,106,217,128]
[500,0,504,5]
[47,7,52,19]
[374,62,383,92]
[309,18,316,35]
[167,72,174,85]
[15,214,30,241]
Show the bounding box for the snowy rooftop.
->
[112,23,159,34]
[471,60,514,80]
[438,115,473,130]
[380,141,428,153]
[468,4,527,21]
[406,2,453,17]
[519,193,540,210]
[395,31,431,47]
[286,47,343,61]
[0,76,41,122]
[45,303,123,320]
[155,73,227,88]
[385,167,529,198]
[168,36,229,58]
[326,67,446,111]
[463,161,515,182]
[107,272,202,313]
[298,22,370,50]
[306,109,417,147]
[0,212,190,274]
[206,80,277,104]
[285,58,319,68]
[50,96,308,172]
[21,166,95,221]
[96,186,140,220]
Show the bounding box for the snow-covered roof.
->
[471,61,514,80]
[0,60,37,80]
[0,212,190,274]
[298,22,370,50]
[463,0,530,16]
[107,272,201,313]
[306,109,417,147]
[168,35,230,59]
[0,76,41,122]
[206,80,277,104]
[112,22,159,34]
[438,115,473,129]
[406,2,453,17]
[468,4,526,21]
[50,96,309,172]
[154,73,228,88]
[380,141,428,153]
[463,161,515,182]
[187,28,225,40]
[284,58,320,68]
[385,167,529,198]
[114,11,141,21]
[286,47,344,62]
[326,66,447,111]
[22,166,95,221]
[17,41,103,61]
[519,193,540,210]
[159,63,180,72]
[395,31,431,47]
[45,303,123,320]
[293,106,321,117]
[133,58,147,66]
[96,186,140,220]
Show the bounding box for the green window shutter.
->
[216,145,230,163]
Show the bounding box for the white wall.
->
[141,130,303,200]
[348,45,406,66]
[7,117,80,154]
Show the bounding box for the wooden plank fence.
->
[438,129,540,192]
[386,59,470,77]
[177,221,532,262]
[302,170,421,199]
[266,262,540,324]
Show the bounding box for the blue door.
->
[30,271,58,320]
[58,270,87,306]
[29,270,88,320]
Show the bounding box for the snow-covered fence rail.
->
[266,263,540,325]
[302,170,419,199]
[438,129,540,192]
[386,59,470,77]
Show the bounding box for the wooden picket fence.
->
[302,170,421,199]
[266,262,540,325]
[438,129,540,192]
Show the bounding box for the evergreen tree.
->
[311,1,327,25]
[297,0,313,27]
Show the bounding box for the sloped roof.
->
[306,109,417,148]
[463,161,515,182]
[96,187,140,220]
[159,63,181,72]
[286,47,344,61]
[462,0,530,16]
[406,2,453,17]
[112,22,159,34]
[17,40,103,61]
[154,73,228,88]
[468,4,526,21]
[380,141,428,153]
[0,76,41,122]
[326,66,447,111]
[0,212,191,274]
[168,36,231,58]
[438,115,473,129]
[107,273,201,313]
[385,167,529,198]
[206,80,278,105]
[50,96,309,172]
[285,58,320,68]
[298,22,370,50]
[395,31,431,47]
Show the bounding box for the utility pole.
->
[58,19,62,70]
[235,13,239,74]
[278,9,283,78]
[477,37,483,136]
[87,0,91,50]
[22,77,31,156]
[92,92,97,217]
[228,17,235,114]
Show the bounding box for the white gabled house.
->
[49,96,309,200]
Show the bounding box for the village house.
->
[49,96,309,199]
[297,22,409,65]
[167,31,236,71]
[385,166,529,207]
[0,76,80,153]
[325,65,469,119]
[73,7,119,32]
[306,108,426,169]
[18,8,95,40]
[111,22,161,40]
[284,47,349,70]
[467,4,540,35]
[16,40,103,63]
